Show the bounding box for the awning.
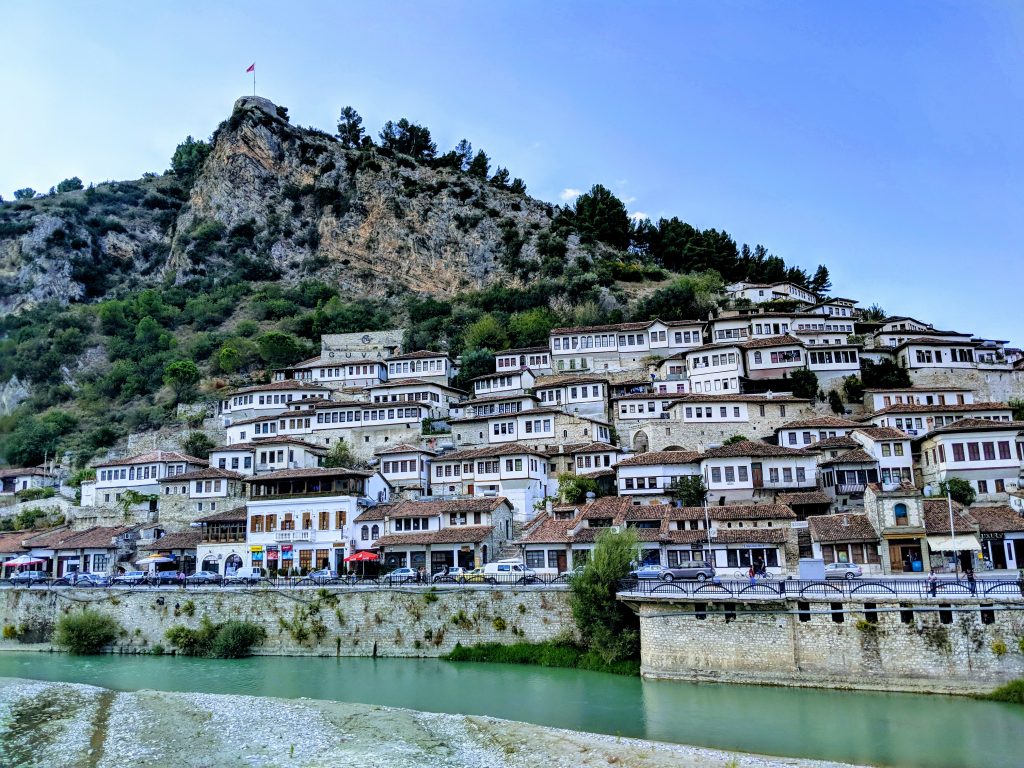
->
[927,535,982,552]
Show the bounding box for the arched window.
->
[371,524,379,539]
[361,525,369,540]
[894,503,908,525]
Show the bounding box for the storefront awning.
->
[927,535,981,552]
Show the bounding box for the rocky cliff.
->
[1,96,585,316]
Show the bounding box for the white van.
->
[224,567,266,584]
[481,560,538,583]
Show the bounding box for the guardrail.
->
[617,576,1024,600]
[0,572,578,591]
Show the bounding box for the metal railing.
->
[617,576,1024,601]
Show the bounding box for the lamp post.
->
[947,490,959,578]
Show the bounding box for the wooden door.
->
[556,551,567,573]
[888,543,904,572]
[752,462,764,488]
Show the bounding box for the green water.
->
[0,653,1019,767]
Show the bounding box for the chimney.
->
[545,499,553,515]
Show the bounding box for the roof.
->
[0,468,52,479]
[708,528,788,544]
[370,378,464,392]
[852,426,911,441]
[54,526,136,551]
[777,491,833,506]
[194,506,248,523]
[740,334,805,350]
[448,407,587,424]
[862,387,974,393]
[0,530,33,553]
[354,503,396,522]
[808,514,879,543]
[968,505,1024,534]
[515,512,580,544]
[807,436,861,451]
[533,373,609,388]
[779,416,861,430]
[434,444,551,462]
[570,442,619,454]
[375,442,438,457]
[94,451,207,469]
[549,321,655,335]
[700,440,810,459]
[617,450,701,467]
[244,467,373,482]
[917,418,1024,439]
[819,449,876,467]
[386,498,511,517]
[21,527,75,548]
[494,346,549,355]
[893,337,977,349]
[669,393,810,404]
[923,499,976,535]
[456,392,538,407]
[869,402,1012,416]
[157,467,245,483]
[211,438,327,453]
[223,414,281,427]
[376,525,494,547]
[386,350,451,361]
[225,380,332,396]
[138,530,203,551]
[684,341,744,355]
[667,504,797,521]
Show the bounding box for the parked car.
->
[630,561,715,582]
[112,570,148,586]
[383,567,419,585]
[457,567,493,584]
[9,570,49,586]
[432,566,467,583]
[149,571,183,586]
[223,567,267,586]
[482,560,539,584]
[825,562,863,580]
[184,570,223,585]
[54,572,110,587]
[297,569,340,585]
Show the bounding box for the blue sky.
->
[2,1,1022,340]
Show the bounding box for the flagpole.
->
[253,66,256,97]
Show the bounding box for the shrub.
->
[492,617,507,632]
[992,639,1008,656]
[570,529,641,663]
[2,625,17,639]
[983,679,1024,704]
[14,487,55,502]
[165,616,265,658]
[54,610,121,654]
[443,641,638,676]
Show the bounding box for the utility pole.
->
[947,490,959,578]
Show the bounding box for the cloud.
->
[629,211,650,221]
[559,188,582,202]
[621,195,637,204]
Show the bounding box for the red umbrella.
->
[344,551,379,562]
[2,555,44,567]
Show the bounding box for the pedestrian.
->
[1018,569,1024,598]
[966,568,976,596]
[927,571,937,597]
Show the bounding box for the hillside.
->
[0,95,822,468]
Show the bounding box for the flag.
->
[246,63,255,73]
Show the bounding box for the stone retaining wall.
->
[633,596,1024,693]
[0,586,573,657]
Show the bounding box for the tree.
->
[256,331,304,368]
[378,118,436,160]
[217,345,242,374]
[323,439,366,468]
[809,265,832,296]
[788,368,819,400]
[170,136,211,187]
[632,271,724,321]
[13,188,36,200]
[573,184,630,249]
[723,435,747,446]
[939,478,976,508]
[336,106,365,148]
[467,149,490,179]
[163,360,201,402]
[569,528,640,662]
[56,177,84,194]
[1010,399,1024,421]
[665,475,708,507]
[462,314,508,352]
[861,303,887,322]
[842,375,865,403]
[451,347,494,391]
[558,473,601,504]
[861,358,911,389]
[509,177,527,195]
[489,167,511,188]
[182,431,215,460]
[828,389,845,415]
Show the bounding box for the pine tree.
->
[336,106,365,149]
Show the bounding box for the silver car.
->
[825,562,863,580]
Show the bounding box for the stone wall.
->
[633,596,1024,694]
[908,368,1024,404]
[0,586,573,658]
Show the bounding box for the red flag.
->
[246,63,255,73]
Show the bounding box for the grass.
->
[443,641,639,676]
[982,679,1024,704]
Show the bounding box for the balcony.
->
[274,529,314,543]
[837,484,867,495]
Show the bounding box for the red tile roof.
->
[740,334,804,350]
[700,440,809,459]
[376,525,494,547]
[94,451,207,469]
[617,451,701,467]
[969,505,1024,534]
[807,514,879,543]
[922,499,977,535]
[157,467,245,483]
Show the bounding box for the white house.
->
[684,342,744,394]
[533,373,609,418]
[699,441,819,503]
[471,369,536,399]
[208,438,326,476]
[741,335,806,381]
[219,380,333,420]
[895,338,979,371]
[385,351,455,384]
[376,443,435,497]
[93,451,208,504]
[272,356,388,389]
[915,418,1024,501]
[0,468,56,496]
[850,427,915,486]
[615,450,701,500]
[429,445,553,521]
[775,416,863,448]
[495,346,552,373]
[547,319,704,373]
[863,387,975,412]
[867,402,1014,437]
[367,379,463,419]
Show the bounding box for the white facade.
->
[385,352,454,383]
[495,348,551,373]
[864,388,975,412]
[94,451,206,501]
[616,452,701,499]
[916,420,1024,500]
[430,448,552,521]
[472,369,535,398]
[685,344,743,394]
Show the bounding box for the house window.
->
[894,503,908,525]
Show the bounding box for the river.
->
[0,653,1020,768]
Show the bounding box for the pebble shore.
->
[0,677,862,767]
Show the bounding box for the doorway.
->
[751,463,764,488]
[556,551,567,573]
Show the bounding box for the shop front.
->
[927,534,982,573]
[885,536,925,573]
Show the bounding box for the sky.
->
[2,1,1022,340]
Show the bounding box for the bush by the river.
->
[984,679,1024,704]
[444,641,639,676]
[54,610,121,654]
[166,617,266,658]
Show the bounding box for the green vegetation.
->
[569,529,640,663]
[557,473,602,504]
[665,475,708,507]
[444,640,639,676]
[54,610,121,654]
[165,616,266,658]
[939,478,977,508]
[982,679,1024,704]
[861,358,911,389]
[14,487,55,502]
[789,368,819,401]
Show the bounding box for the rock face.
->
[0,95,584,315]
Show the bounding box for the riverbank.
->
[0,677,860,768]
